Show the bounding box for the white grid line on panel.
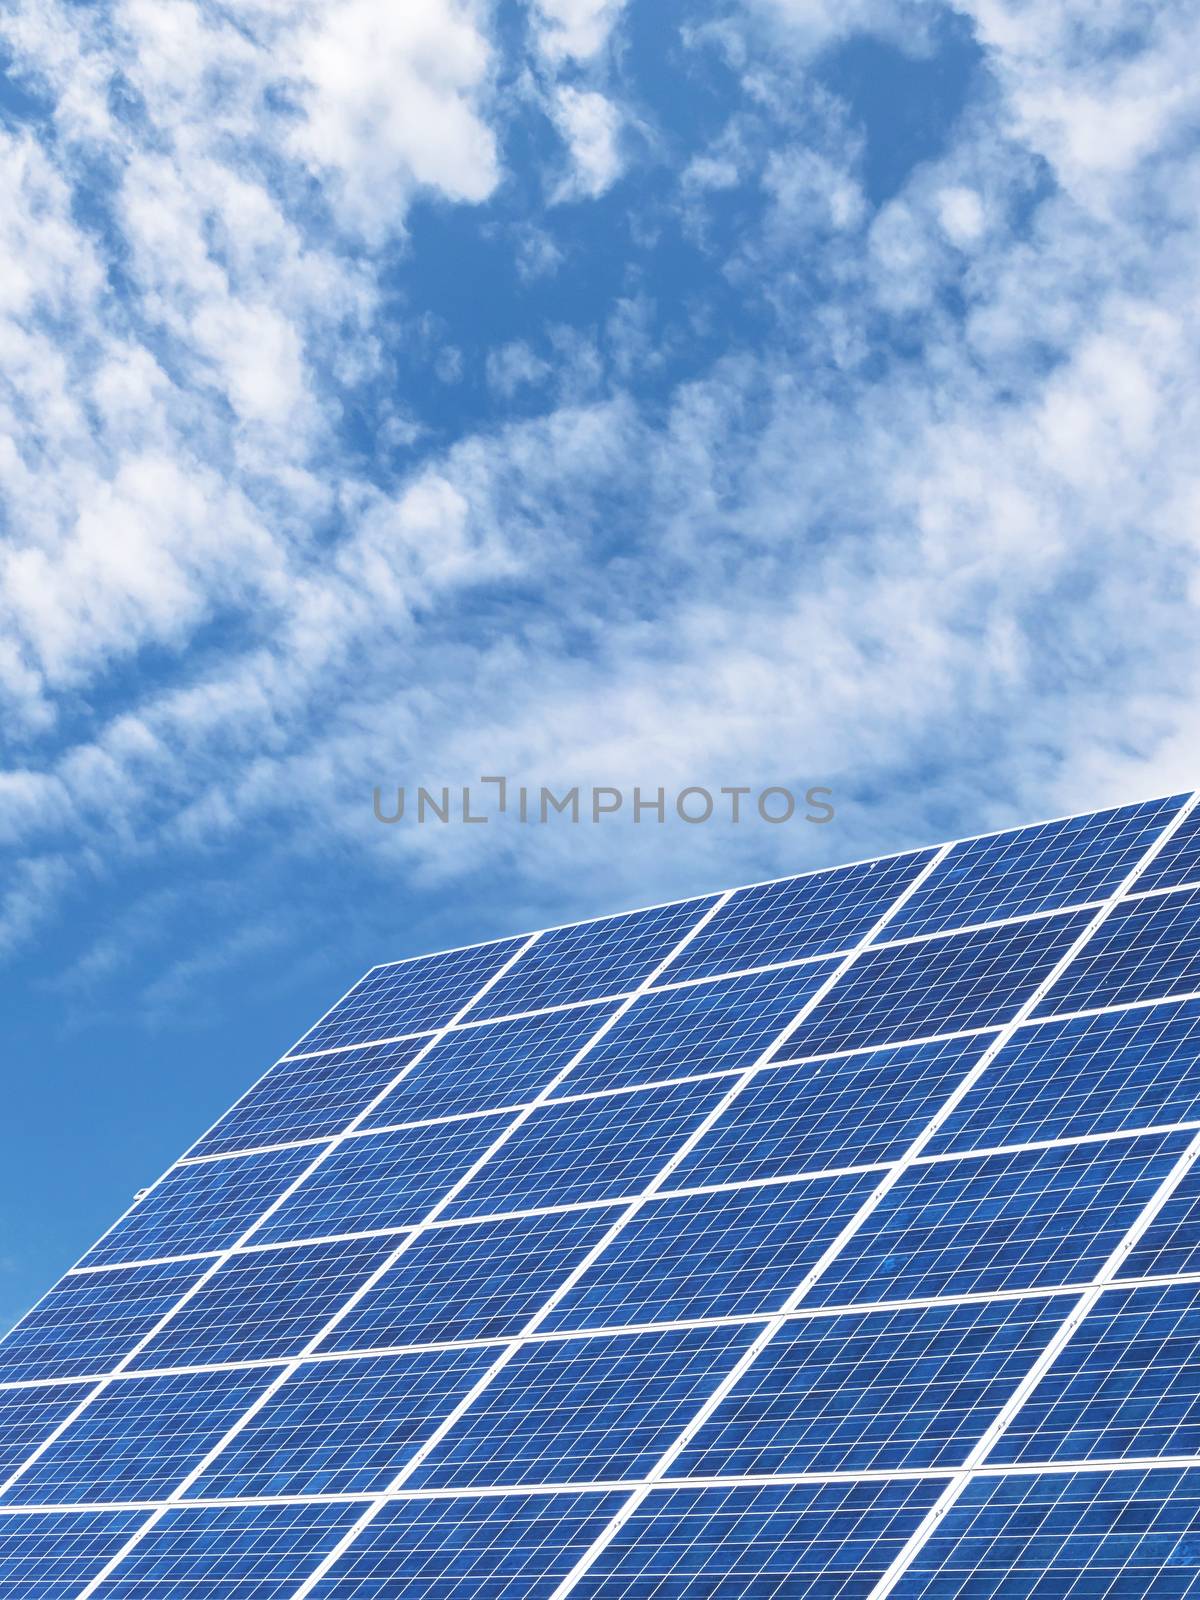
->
[171,977,1200,1172]
[1123,880,1200,903]
[643,949,851,992]
[18,1261,1200,1397]
[541,788,1200,1600]
[862,790,1200,1600]
[169,971,1200,1172]
[863,900,1101,953]
[70,890,734,1599]
[66,1249,226,1276]
[0,930,545,1514]
[64,1102,1200,1281]
[278,993,617,1062]
[906,1118,1200,1167]
[281,838,959,1600]
[279,1027,435,1063]
[13,1450,1200,1523]
[0,1356,284,1393]
[19,1259,1200,1397]
[268,902,1111,1067]
[317,789,1190,978]
[178,1136,333,1166]
[865,1124,1200,1599]
[268,877,1191,1069]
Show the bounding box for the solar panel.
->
[0,1260,209,1384]
[86,1503,363,1599]
[304,1491,625,1599]
[925,996,1200,1155]
[4,791,1200,1596]
[319,1206,627,1352]
[80,1144,317,1267]
[192,1036,432,1158]
[4,1367,272,1506]
[898,1466,1200,1597]
[127,1235,399,1369]
[539,1172,877,1331]
[988,1280,1200,1465]
[0,1508,148,1599]
[189,1347,498,1500]
[805,1130,1193,1306]
[671,1294,1071,1477]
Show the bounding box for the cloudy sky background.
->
[1,0,1197,1325]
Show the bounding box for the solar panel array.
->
[4,792,1200,1596]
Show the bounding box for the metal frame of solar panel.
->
[4,791,1200,1597]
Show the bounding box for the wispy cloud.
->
[0,0,1197,991]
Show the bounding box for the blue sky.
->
[0,0,1197,1330]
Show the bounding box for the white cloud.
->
[732,0,937,59]
[285,0,500,240]
[487,341,553,397]
[513,224,566,281]
[936,184,986,246]
[1,0,1199,964]
[0,855,72,959]
[532,0,628,63]
[682,154,742,192]
[764,146,866,234]
[434,345,466,384]
[0,0,510,747]
[550,85,624,200]
[959,1,1200,207]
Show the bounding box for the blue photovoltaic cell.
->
[808,1130,1192,1309]
[187,1347,496,1500]
[411,1322,759,1490]
[80,1144,317,1268]
[0,1260,205,1384]
[673,1295,1068,1478]
[360,1003,619,1129]
[320,1206,625,1353]
[0,1508,147,1599]
[992,1282,1200,1467]
[783,911,1091,1058]
[1124,1160,1200,1282]
[887,795,1185,940]
[542,1171,875,1334]
[191,1037,430,1157]
[129,1235,397,1369]
[577,1478,945,1599]
[86,1501,362,1599]
[256,1114,511,1245]
[1035,885,1200,1017]
[440,1077,732,1219]
[309,1491,625,1600]
[470,898,714,1021]
[10,792,1200,1598]
[928,998,1200,1157]
[3,1367,271,1506]
[897,1466,1200,1598]
[670,1034,991,1190]
[288,937,526,1055]
[0,1384,93,1486]
[665,850,934,980]
[1140,807,1200,895]
[563,961,840,1096]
